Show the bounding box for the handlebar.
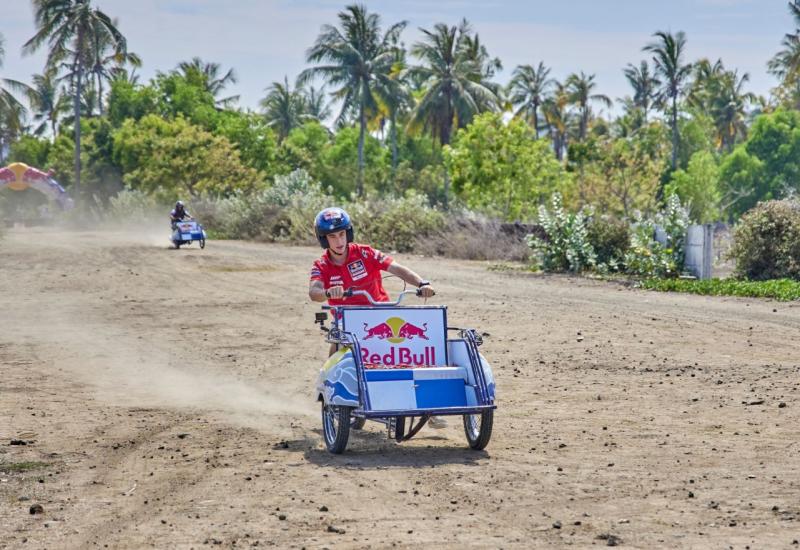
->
[325,288,432,305]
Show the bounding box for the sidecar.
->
[171,219,206,249]
[315,290,496,454]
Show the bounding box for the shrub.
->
[198,169,334,242]
[640,277,800,301]
[623,195,690,278]
[411,211,532,261]
[528,193,595,273]
[107,189,167,225]
[347,192,445,253]
[586,215,630,271]
[729,199,800,280]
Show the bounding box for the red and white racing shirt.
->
[310,243,393,306]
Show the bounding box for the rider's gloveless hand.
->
[326,285,345,299]
[418,285,435,298]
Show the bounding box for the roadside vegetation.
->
[2,1,800,294]
[640,278,800,301]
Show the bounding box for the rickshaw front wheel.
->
[463,410,493,450]
[322,403,352,454]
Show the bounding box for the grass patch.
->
[0,461,49,473]
[486,262,537,273]
[640,278,800,301]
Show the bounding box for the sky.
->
[0,0,793,117]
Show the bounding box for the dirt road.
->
[1,227,799,549]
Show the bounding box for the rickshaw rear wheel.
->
[322,403,351,454]
[463,410,493,450]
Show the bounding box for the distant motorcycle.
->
[171,219,206,249]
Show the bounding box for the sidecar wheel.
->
[463,410,493,450]
[322,403,351,454]
[199,237,206,249]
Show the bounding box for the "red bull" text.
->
[360,346,436,366]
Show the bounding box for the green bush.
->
[641,277,800,301]
[586,215,630,271]
[200,169,333,242]
[729,199,800,280]
[528,193,595,273]
[348,192,445,253]
[624,195,690,278]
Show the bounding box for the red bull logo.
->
[362,316,428,343]
[360,316,434,366]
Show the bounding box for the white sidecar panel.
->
[365,367,468,411]
[447,339,496,404]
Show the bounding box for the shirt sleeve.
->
[310,261,323,282]
[364,245,393,271]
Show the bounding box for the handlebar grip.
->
[325,288,354,299]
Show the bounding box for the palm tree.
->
[709,70,756,152]
[688,58,725,112]
[409,21,500,145]
[86,18,140,116]
[303,84,332,122]
[380,42,413,173]
[768,1,800,91]
[623,60,660,123]
[1,33,33,163]
[543,81,572,161]
[566,71,611,140]
[300,4,407,196]
[259,76,311,140]
[458,23,503,106]
[24,0,128,198]
[508,62,553,137]
[644,30,693,171]
[1,32,31,121]
[26,70,69,136]
[177,57,239,106]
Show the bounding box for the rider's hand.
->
[418,285,435,298]
[325,285,345,299]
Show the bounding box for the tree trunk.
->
[74,63,83,202]
[580,107,588,141]
[671,94,678,171]
[390,109,398,175]
[97,71,104,116]
[357,103,365,197]
[440,104,453,210]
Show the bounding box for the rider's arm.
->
[309,280,330,302]
[386,262,435,297]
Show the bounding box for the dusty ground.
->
[1,226,799,549]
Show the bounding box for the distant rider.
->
[170,200,191,230]
[308,207,446,429]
